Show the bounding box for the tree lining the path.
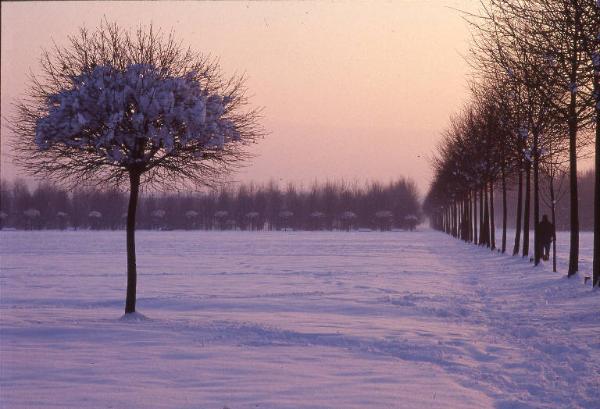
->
[424,0,599,287]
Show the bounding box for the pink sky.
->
[1,1,479,193]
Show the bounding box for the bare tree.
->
[9,21,264,314]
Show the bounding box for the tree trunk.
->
[463,198,467,241]
[456,202,460,239]
[533,130,541,266]
[125,171,141,314]
[454,203,458,238]
[455,202,459,238]
[479,187,485,245]
[523,162,531,258]
[501,165,507,253]
[460,200,469,241]
[444,207,450,234]
[451,204,454,236]
[443,208,446,233]
[469,193,473,242]
[567,118,579,276]
[465,198,470,241]
[567,66,579,276]
[513,168,523,255]
[550,175,558,273]
[490,181,496,251]
[484,185,490,247]
[593,77,599,286]
[473,190,478,245]
[452,203,456,237]
[456,202,460,238]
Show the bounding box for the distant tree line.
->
[0,178,422,232]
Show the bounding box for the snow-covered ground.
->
[1,229,598,409]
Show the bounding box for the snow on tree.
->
[339,211,357,231]
[56,211,68,230]
[214,210,229,230]
[340,211,357,220]
[9,22,264,314]
[374,210,393,231]
[278,210,294,219]
[23,209,41,230]
[88,210,102,230]
[151,209,166,219]
[214,210,229,219]
[374,210,393,219]
[185,210,199,219]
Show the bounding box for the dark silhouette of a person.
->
[537,214,554,261]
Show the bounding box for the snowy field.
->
[1,229,598,409]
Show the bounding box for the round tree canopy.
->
[35,64,239,163]
[11,22,263,190]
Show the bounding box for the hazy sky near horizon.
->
[1,0,480,193]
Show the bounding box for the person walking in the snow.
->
[537,214,554,261]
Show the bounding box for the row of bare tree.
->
[0,178,421,232]
[424,0,599,287]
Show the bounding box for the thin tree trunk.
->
[469,193,473,242]
[451,203,454,236]
[443,208,446,233]
[441,209,445,233]
[463,197,468,241]
[513,168,523,255]
[479,187,485,245]
[550,175,558,273]
[454,202,461,238]
[501,165,507,253]
[452,203,456,237]
[457,202,461,238]
[484,185,490,247]
[464,197,469,242]
[450,203,456,236]
[567,117,579,276]
[490,181,496,251]
[125,171,141,314]
[465,197,470,242]
[473,190,478,244]
[523,162,531,258]
[455,202,459,238]
[461,199,466,241]
[533,130,541,266]
[567,64,579,276]
[593,79,600,286]
[454,202,460,238]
